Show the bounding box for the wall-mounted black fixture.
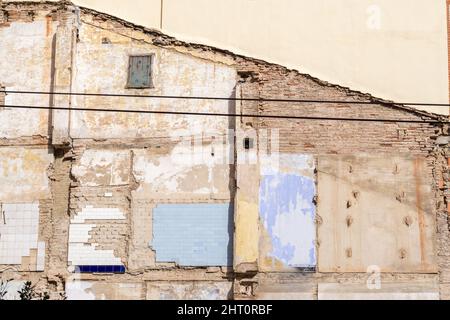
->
[244,137,254,150]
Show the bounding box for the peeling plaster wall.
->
[0,6,59,287]
[318,282,440,300]
[0,147,53,202]
[0,146,55,276]
[66,281,143,300]
[0,16,57,139]
[132,142,232,200]
[146,281,232,300]
[63,12,238,295]
[259,154,316,271]
[317,154,437,273]
[0,3,448,300]
[72,149,131,187]
[56,279,233,300]
[235,60,448,299]
[70,20,237,140]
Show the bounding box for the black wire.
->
[2,90,450,107]
[1,104,447,124]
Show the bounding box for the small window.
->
[126,55,153,88]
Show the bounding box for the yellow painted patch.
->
[234,200,259,266]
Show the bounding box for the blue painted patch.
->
[152,204,233,266]
[75,265,125,273]
[260,173,316,268]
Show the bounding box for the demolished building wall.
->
[0,1,448,300]
[234,58,449,299]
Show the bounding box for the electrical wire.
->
[1,104,447,124]
[2,89,450,107]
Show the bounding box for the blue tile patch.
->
[75,265,126,273]
[152,203,233,266]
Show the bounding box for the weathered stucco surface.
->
[70,22,237,139]
[146,281,232,300]
[66,281,143,300]
[132,142,231,200]
[317,154,436,273]
[318,282,439,300]
[0,18,56,139]
[72,149,131,187]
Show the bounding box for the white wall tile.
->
[0,203,43,268]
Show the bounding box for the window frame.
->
[126,54,155,89]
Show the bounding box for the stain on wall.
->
[71,149,131,187]
[146,281,232,300]
[0,147,53,202]
[0,20,56,139]
[259,154,316,271]
[317,154,437,273]
[152,204,233,266]
[132,143,231,200]
[66,281,143,300]
[0,2,447,300]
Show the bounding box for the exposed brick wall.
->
[0,1,59,23]
[46,149,72,295]
[236,59,450,299]
[69,186,130,266]
[235,60,440,186]
[236,59,439,152]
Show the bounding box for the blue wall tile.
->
[75,265,125,273]
[152,204,233,266]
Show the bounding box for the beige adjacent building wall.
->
[65,0,450,115]
[6,0,449,115]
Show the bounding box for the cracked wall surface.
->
[0,2,448,300]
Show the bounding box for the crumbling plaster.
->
[70,21,237,140]
[0,147,53,202]
[0,15,57,139]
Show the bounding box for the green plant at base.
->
[18,281,50,300]
[0,279,12,300]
